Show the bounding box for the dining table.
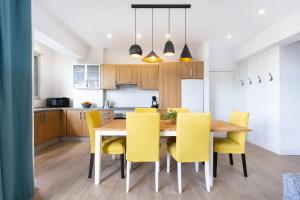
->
[94,119,251,187]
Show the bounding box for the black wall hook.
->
[241,80,244,86]
[248,78,252,85]
[269,73,274,81]
[258,75,262,83]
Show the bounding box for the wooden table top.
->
[95,120,252,132]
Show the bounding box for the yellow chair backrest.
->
[167,108,189,113]
[176,113,211,162]
[86,110,101,154]
[227,111,249,151]
[135,108,157,113]
[126,112,160,162]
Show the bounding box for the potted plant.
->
[165,110,178,124]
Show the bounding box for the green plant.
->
[165,110,178,120]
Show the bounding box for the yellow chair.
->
[167,108,189,113]
[166,108,189,143]
[126,112,160,193]
[213,111,249,177]
[167,113,211,193]
[86,110,126,179]
[135,107,157,113]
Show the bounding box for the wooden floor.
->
[33,141,300,200]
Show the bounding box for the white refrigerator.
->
[181,80,204,112]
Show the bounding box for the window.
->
[33,54,40,98]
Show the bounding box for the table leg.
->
[210,133,214,186]
[95,131,102,185]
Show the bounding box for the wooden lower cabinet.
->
[66,110,114,137]
[34,112,44,145]
[66,110,82,136]
[34,110,62,146]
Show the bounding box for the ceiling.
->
[36,0,300,50]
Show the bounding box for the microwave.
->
[47,97,70,108]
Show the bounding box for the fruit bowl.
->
[81,102,92,108]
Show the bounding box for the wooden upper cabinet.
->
[180,61,204,79]
[138,64,159,89]
[159,62,181,111]
[116,64,138,85]
[100,64,117,89]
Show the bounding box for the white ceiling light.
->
[165,33,171,39]
[227,35,232,39]
[258,9,265,15]
[136,33,142,39]
[107,33,113,39]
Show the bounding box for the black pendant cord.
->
[134,8,137,44]
[184,8,187,44]
[168,8,170,38]
[152,8,154,50]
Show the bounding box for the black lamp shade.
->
[179,44,192,62]
[129,44,143,57]
[143,50,161,63]
[163,40,175,56]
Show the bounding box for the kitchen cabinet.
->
[138,64,159,89]
[66,109,114,137]
[73,64,100,89]
[116,64,138,85]
[66,110,82,136]
[101,64,117,89]
[100,110,114,125]
[34,112,44,145]
[180,61,204,79]
[34,110,62,145]
[159,62,181,111]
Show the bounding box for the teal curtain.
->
[0,0,34,199]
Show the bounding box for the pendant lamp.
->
[129,9,142,57]
[179,8,192,62]
[143,8,161,63]
[163,9,175,56]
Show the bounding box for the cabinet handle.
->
[190,69,192,77]
[44,113,47,123]
[83,112,86,119]
[194,68,196,77]
[80,112,82,119]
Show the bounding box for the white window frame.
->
[33,53,41,99]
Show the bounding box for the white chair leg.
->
[112,154,116,160]
[204,161,211,192]
[195,162,199,172]
[155,161,159,192]
[126,161,131,193]
[167,152,170,173]
[177,162,182,193]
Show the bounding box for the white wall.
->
[105,85,158,108]
[234,47,280,154]
[280,41,300,155]
[33,42,55,107]
[51,52,103,108]
[33,43,104,108]
[32,0,89,59]
[232,8,300,62]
